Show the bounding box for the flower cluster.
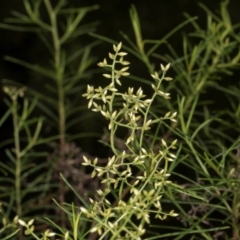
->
[82,42,178,239]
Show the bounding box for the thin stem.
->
[109,58,118,156]
[139,77,162,146]
[232,154,240,240]
[12,97,22,239]
[44,0,66,227]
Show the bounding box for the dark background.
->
[1,0,240,153]
[0,0,240,156]
[1,0,239,89]
[0,1,239,238]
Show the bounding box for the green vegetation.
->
[0,0,240,239]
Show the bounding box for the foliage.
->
[0,0,100,238]
[0,0,240,239]
[80,43,182,239]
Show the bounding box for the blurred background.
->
[0,0,239,152]
[0,1,240,238]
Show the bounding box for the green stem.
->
[44,0,66,227]
[43,0,65,138]
[232,155,240,239]
[12,97,22,239]
[139,77,162,146]
[109,58,118,156]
